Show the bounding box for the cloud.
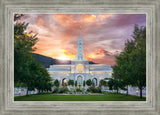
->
[82,14,97,22]
[20,14,146,65]
[98,14,113,20]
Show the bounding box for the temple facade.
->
[47,28,113,88]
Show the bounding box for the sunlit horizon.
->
[21,14,146,65]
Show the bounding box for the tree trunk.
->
[26,87,29,96]
[140,88,143,99]
[126,85,128,96]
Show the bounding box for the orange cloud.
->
[94,49,105,55]
[53,14,68,22]
[56,49,76,60]
[21,14,145,66]
[82,14,97,22]
[35,17,44,27]
[94,52,100,55]
[85,56,93,62]
[98,14,113,20]
[52,14,78,25]
[99,49,105,54]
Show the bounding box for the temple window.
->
[62,78,67,87]
[77,64,83,73]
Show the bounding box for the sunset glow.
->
[57,56,70,60]
[20,14,146,65]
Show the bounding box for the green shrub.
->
[59,87,69,93]
[87,86,102,93]
[76,88,82,92]
[52,87,69,93]
[52,87,59,93]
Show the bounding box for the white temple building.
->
[47,28,113,88]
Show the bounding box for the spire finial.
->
[79,25,81,39]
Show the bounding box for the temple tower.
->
[76,26,86,60]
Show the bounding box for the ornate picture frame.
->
[0,0,160,115]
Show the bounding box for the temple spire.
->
[79,25,82,39]
[75,26,86,60]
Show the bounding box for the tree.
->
[68,79,74,86]
[33,62,52,93]
[129,25,146,98]
[113,43,135,95]
[54,79,59,87]
[108,78,114,90]
[14,21,38,96]
[99,80,107,87]
[14,15,37,83]
[113,24,146,98]
[86,79,92,87]
[108,78,126,93]
[18,55,52,95]
[14,14,52,95]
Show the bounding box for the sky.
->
[20,14,146,65]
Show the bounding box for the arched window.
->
[77,76,83,86]
[62,78,67,87]
[92,78,97,86]
[77,64,83,73]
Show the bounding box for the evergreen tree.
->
[53,79,59,87]
[86,79,92,87]
[68,79,74,86]
[99,79,107,87]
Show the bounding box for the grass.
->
[14,93,146,101]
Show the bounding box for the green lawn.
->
[14,93,146,101]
